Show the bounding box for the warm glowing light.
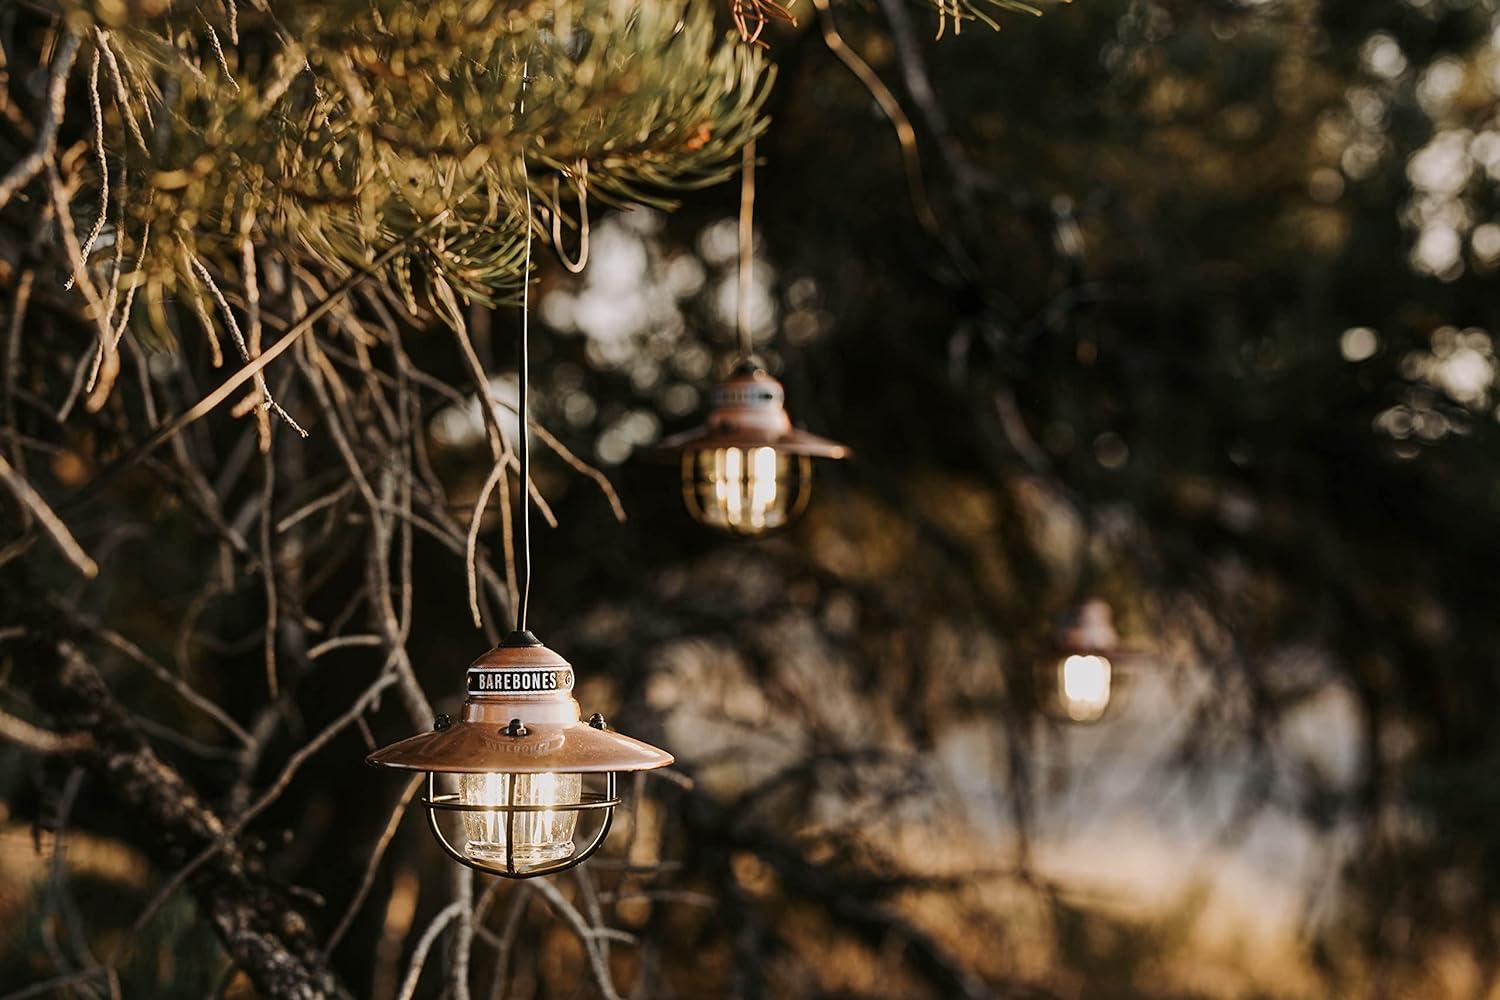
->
[1058,654,1112,722]
[686,447,805,535]
[458,771,582,866]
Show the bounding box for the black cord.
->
[517,218,532,631]
[517,61,534,633]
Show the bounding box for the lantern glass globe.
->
[684,446,805,535]
[1057,653,1112,723]
[458,771,583,867]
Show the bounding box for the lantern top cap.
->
[1060,599,1119,654]
[727,356,769,379]
[469,637,570,672]
[500,628,543,648]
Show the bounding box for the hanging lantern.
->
[654,144,848,536]
[367,118,673,876]
[367,630,672,878]
[1043,599,1121,724]
[656,360,849,536]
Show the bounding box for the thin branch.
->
[52,208,458,517]
[466,459,507,629]
[395,901,465,1000]
[64,47,109,291]
[115,670,398,953]
[89,622,253,746]
[532,879,625,1000]
[0,30,81,212]
[323,773,421,958]
[0,454,97,577]
[0,707,92,753]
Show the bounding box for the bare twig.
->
[532,879,625,1000]
[90,622,253,746]
[466,459,507,629]
[0,454,97,577]
[115,670,398,952]
[482,885,531,1000]
[395,901,465,1000]
[323,774,421,958]
[64,48,109,291]
[51,209,457,517]
[0,707,91,753]
[0,30,81,212]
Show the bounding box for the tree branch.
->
[3,616,350,999]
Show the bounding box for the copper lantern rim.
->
[651,423,852,460]
[365,720,674,774]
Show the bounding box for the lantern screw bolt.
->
[433,713,451,731]
[502,718,530,738]
[587,712,607,730]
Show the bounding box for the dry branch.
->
[3,622,349,998]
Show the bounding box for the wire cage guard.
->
[423,771,620,878]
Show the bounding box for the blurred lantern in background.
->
[1043,599,1123,723]
[654,142,849,536]
[656,359,849,535]
[367,631,673,877]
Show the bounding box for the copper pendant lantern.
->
[656,141,849,537]
[366,141,672,877]
[656,359,849,536]
[366,631,672,878]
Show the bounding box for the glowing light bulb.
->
[1058,654,1112,723]
[750,446,778,519]
[690,447,800,535]
[458,771,581,867]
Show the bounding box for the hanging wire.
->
[737,138,755,361]
[516,63,535,633]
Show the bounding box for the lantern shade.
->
[656,422,850,459]
[651,364,851,461]
[366,720,673,774]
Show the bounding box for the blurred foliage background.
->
[5,0,1500,997]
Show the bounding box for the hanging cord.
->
[516,175,534,631]
[516,65,535,633]
[737,139,755,361]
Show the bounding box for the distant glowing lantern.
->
[367,631,672,878]
[655,360,849,536]
[1056,653,1113,723]
[1045,599,1122,724]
